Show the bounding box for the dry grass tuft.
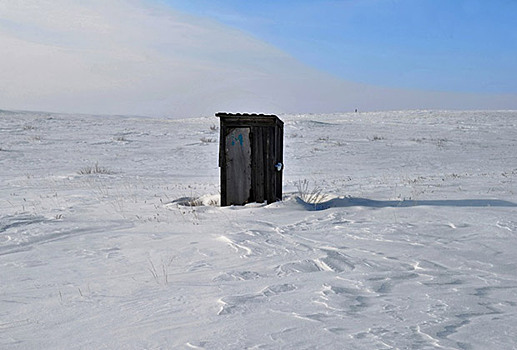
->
[78,162,114,175]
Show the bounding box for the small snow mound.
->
[167,194,220,207]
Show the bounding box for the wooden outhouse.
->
[216,113,284,206]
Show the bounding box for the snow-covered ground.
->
[1,109,516,349]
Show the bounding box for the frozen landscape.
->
[1,109,516,349]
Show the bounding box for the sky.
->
[161,0,517,94]
[1,0,516,117]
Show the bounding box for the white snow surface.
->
[1,109,517,349]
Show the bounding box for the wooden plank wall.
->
[275,124,284,201]
[251,126,265,203]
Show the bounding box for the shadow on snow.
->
[296,197,517,211]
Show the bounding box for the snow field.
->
[1,109,517,349]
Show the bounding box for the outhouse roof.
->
[215,112,278,118]
[215,112,283,126]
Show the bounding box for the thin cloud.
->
[0,0,311,116]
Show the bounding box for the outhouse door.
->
[224,127,252,205]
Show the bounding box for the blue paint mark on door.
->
[231,134,244,146]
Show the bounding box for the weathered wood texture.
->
[217,113,283,206]
[224,128,251,205]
